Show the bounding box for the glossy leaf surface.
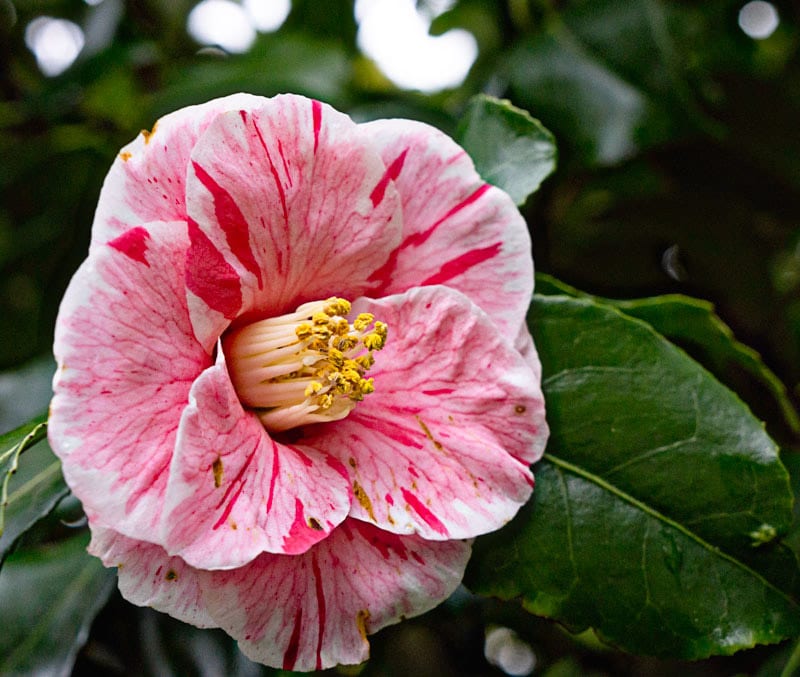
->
[467,295,800,658]
[456,94,557,205]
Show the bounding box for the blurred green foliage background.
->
[1,0,800,674]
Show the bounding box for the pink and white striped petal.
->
[185,95,403,348]
[91,93,266,248]
[161,352,352,568]
[88,523,216,629]
[203,519,471,671]
[301,286,547,541]
[49,221,209,541]
[358,118,534,348]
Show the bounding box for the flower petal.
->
[203,519,471,671]
[49,221,210,541]
[303,286,548,540]
[88,522,216,629]
[91,93,267,248]
[161,351,352,568]
[184,94,403,347]
[358,118,534,346]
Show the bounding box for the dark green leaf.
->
[0,437,69,568]
[507,27,674,165]
[456,95,557,205]
[0,531,116,676]
[1,415,48,537]
[466,295,800,658]
[535,274,800,436]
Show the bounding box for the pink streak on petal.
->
[370,149,408,207]
[49,221,209,542]
[91,93,267,248]
[266,445,280,513]
[420,242,502,286]
[326,455,350,482]
[204,519,471,670]
[163,357,350,567]
[302,287,546,541]
[283,608,303,671]
[191,159,263,288]
[185,95,402,327]
[359,118,534,342]
[405,183,490,250]
[212,449,256,530]
[401,488,449,536]
[186,218,242,318]
[312,553,326,671]
[246,112,289,224]
[421,388,454,396]
[108,227,150,266]
[312,99,322,153]
[289,445,314,467]
[283,498,327,555]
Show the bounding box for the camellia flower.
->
[48,93,548,670]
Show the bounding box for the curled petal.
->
[185,95,403,348]
[88,523,216,629]
[302,286,548,540]
[49,221,210,541]
[161,351,352,568]
[359,118,534,348]
[92,93,267,248]
[203,519,471,671]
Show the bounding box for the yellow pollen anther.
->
[363,333,386,351]
[222,297,387,432]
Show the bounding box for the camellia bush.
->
[2,1,800,676]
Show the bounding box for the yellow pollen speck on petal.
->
[356,609,371,642]
[212,457,224,488]
[140,120,158,143]
[222,297,387,432]
[119,151,132,162]
[416,416,443,451]
[353,481,377,522]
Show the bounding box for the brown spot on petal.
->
[353,481,376,522]
[308,517,322,530]
[165,569,178,581]
[119,151,132,162]
[212,457,224,488]
[348,457,357,468]
[356,609,370,642]
[515,404,526,414]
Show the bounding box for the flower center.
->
[222,297,387,432]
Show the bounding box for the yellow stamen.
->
[223,297,387,432]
